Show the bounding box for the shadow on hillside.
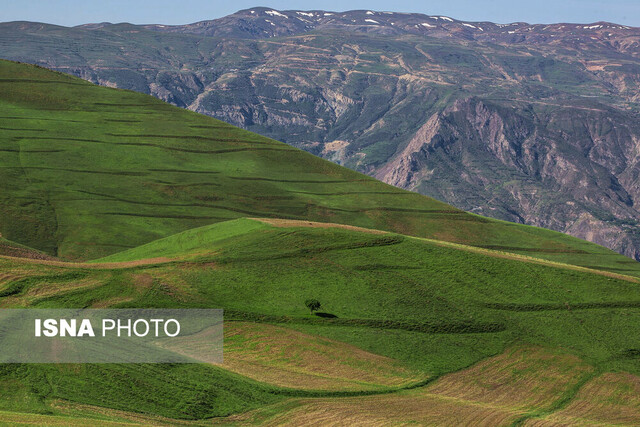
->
[314,312,338,319]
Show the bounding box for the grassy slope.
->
[191,321,426,391]
[85,220,640,374]
[531,372,640,425]
[1,60,640,424]
[1,348,636,425]
[1,60,639,282]
[1,219,640,421]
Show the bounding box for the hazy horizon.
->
[2,0,639,27]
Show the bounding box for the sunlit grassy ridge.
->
[1,59,639,281]
[94,218,269,262]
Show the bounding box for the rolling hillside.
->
[1,59,640,425]
[0,218,639,423]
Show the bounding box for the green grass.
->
[95,218,269,262]
[5,220,640,371]
[0,363,282,420]
[1,59,639,283]
[2,59,640,423]
[98,221,640,371]
[1,219,640,420]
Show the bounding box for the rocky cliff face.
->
[3,10,640,258]
[376,97,640,259]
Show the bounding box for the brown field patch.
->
[173,321,425,391]
[0,255,173,269]
[179,261,218,270]
[224,346,597,426]
[424,346,593,411]
[24,278,104,299]
[226,393,524,426]
[527,372,640,426]
[0,241,58,261]
[132,273,154,291]
[222,322,425,390]
[0,271,28,285]
[0,411,140,426]
[0,265,52,286]
[147,271,196,301]
[251,218,387,235]
[0,295,23,308]
[44,399,201,425]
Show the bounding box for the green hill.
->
[91,218,640,378]
[0,218,639,423]
[1,59,640,424]
[0,59,638,282]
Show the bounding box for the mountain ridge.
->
[135,7,639,43]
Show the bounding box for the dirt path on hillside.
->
[0,255,173,269]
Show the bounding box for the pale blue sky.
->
[2,0,639,27]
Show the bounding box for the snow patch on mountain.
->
[265,10,288,18]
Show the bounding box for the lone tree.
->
[305,299,321,313]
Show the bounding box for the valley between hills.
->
[0,59,639,425]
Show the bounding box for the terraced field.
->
[2,346,638,426]
[1,59,639,424]
[529,372,640,426]
[227,346,636,426]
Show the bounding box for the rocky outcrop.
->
[376,97,640,258]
